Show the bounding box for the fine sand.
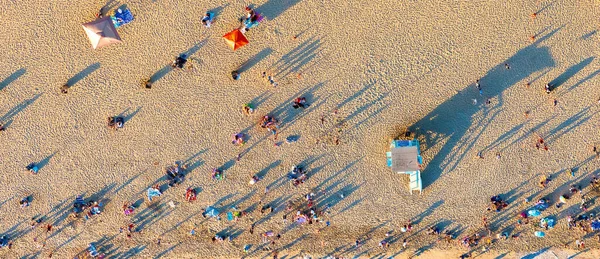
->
[1,0,600,258]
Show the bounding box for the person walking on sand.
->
[545,83,552,94]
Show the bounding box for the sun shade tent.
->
[223,29,249,50]
[386,139,423,194]
[82,16,122,49]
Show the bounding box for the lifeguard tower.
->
[386,134,423,194]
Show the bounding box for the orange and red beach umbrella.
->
[223,29,249,50]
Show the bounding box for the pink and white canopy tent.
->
[82,16,122,49]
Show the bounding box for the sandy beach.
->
[1,0,600,258]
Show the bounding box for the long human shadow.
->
[566,68,600,91]
[37,151,58,171]
[581,30,597,40]
[257,0,302,20]
[149,40,207,83]
[336,81,376,110]
[47,184,117,239]
[237,47,273,73]
[546,106,598,142]
[216,226,244,240]
[521,247,551,259]
[182,148,208,173]
[208,4,229,20]
[99,0,119,17]
[114,170,145,194]
[0,196,13,210]
[252,194,292,226]
[312,156,362,192]
[408,28,559,189]
[133,201,177,231]
[66,63,100,87]
[256,159,281,178]
[149,65,173,83]
[249,90,273,110]
[153,242,182,259]
[271,37,321,78]
[267,81,327,130]
[112,245,147,258]
[118,106,142,123]
[237,82,327,160]
[0,68,26,90]
[535,1,553,14]
[410,200,444,225]
[549,57,594,89]
[1,93,42,124]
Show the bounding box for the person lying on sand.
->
[123,202,135,216]
[212,168,224,180]
[261,115,278,128]
[25,163,39,174]
[232,133,245,145]
[185,187,197,202]
[172,55,188,69]
[202,12,214,28]
[292,97,308,109]
[242,103,254,115]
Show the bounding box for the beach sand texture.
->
[1,0,600,258]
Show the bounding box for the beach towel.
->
[527,209,541,217]
[147,188,162,201]
[88,243,99,257]
[534,201,549,210]
[592,220,600,231]
[111,8,134,28]
[243,18,260,30]
[534,231,545,237]
[205,206,219,217]
[540,217,555,228]
[227,211,234,221]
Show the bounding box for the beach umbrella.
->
[82,16,122,49]
[223,29,249,50]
